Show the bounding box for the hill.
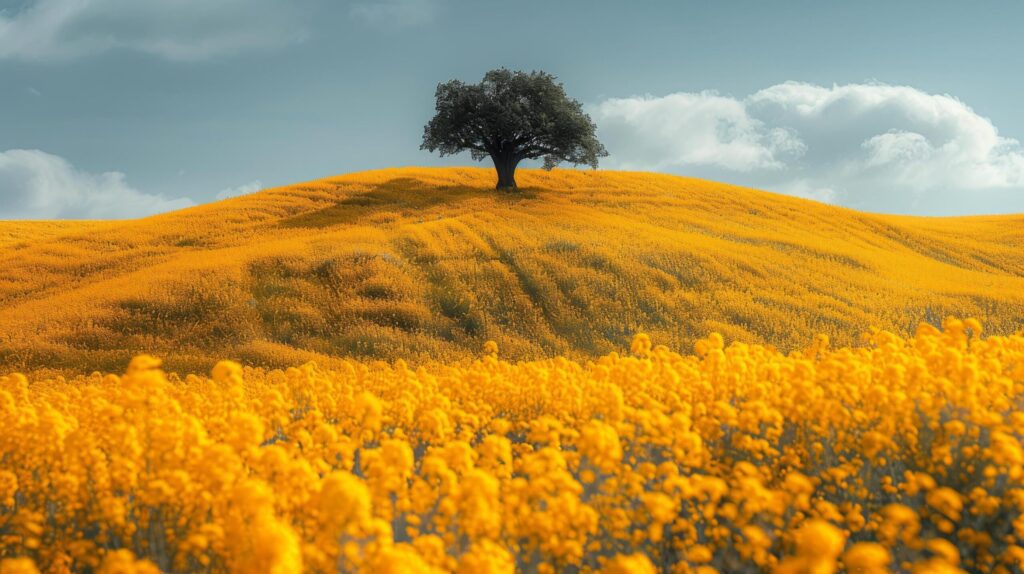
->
[1,167,1022,374]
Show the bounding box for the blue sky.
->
[1,0,1023,217]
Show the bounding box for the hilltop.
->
[1,167,1022,374]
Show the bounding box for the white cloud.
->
[592,82,1024,213]
[0,0,307,61]
[216,180,263,200]
[0,149,194,219]
[592,91,805,172]
[350,0,435,28]
[862,131,933,168]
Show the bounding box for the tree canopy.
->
[421,68,607,189]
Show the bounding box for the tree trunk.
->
[492,153,519,190]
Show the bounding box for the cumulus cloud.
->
[350,0,436,28]
[0,149,194,219]
[216,180,263,200]
[592,92,805,172]
[0,0,308,61]
[592,82,1024,213]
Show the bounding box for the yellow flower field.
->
[3,318,1023,573]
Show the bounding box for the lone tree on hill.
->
[421,68,607,190]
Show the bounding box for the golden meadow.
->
[1,168,1023,374]
[2,169,1024,572]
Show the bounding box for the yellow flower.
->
[843,542,890,573]
[0,470,17,507]
[0,558,40,574]
[926,488,963,522]
[796,520,845,558]
[319,471,372,532]
[97,550,162,574]
[456,541,515,574]
[457,469,502,540]
[778,520,845,574]
[579,420,622,473]
[924,538,960,565]
[631,333,652,356]
[602,553,656,574]
[367,544,443,574]
[211,360,244,385]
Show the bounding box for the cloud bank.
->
[0,0,308,61]
[0,150,194,219]
[592,82,1024,213]
[216,180,263,200]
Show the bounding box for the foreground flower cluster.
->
[2,319,1024,573]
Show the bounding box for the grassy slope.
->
[1,167,1022,374]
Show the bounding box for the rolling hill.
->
[1,167,1022,374]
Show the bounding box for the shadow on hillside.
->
[279,177,494,229]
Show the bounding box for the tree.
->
[421,68,608,190]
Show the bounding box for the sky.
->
[1,0,1023,218]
